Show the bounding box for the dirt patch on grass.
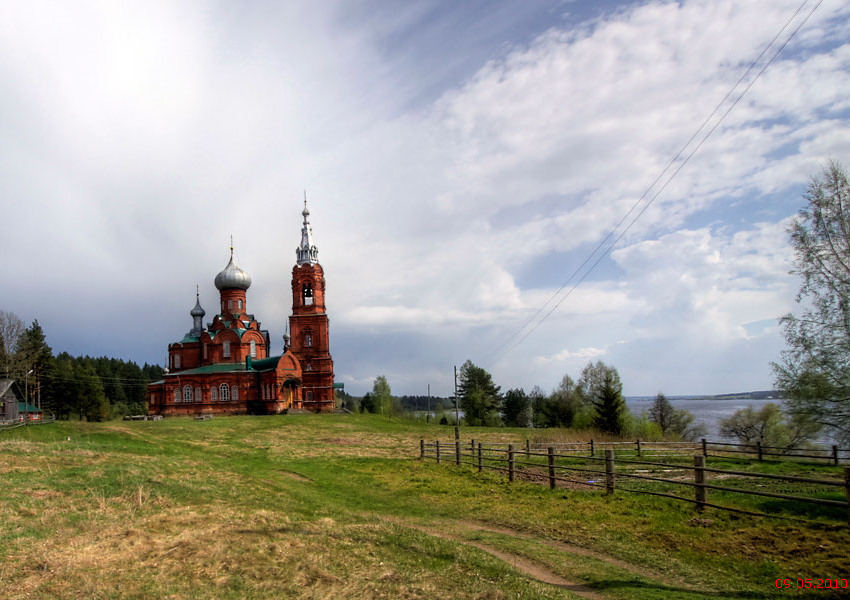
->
[279,470,312,482]
[391,520,603,599]
[321,437,360,445]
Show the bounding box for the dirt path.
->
[454,520,662,581]
[378,515,704,598]
[398,520,604,600]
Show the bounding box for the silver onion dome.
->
[190,287,205,317]
[214,250,252,291]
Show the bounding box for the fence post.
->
[757,441,763,462]
[547,447,556,489]
[590,439,595,457]
[636,439,642,457]
[694,455,707,512]
[832,445,839,466]
[701,438,708,458]
[420,439,424,459]
[525,439,530,454]
[470,438,475,462]
[844,467,850,525]
[508,444,515,482]
[455,426,459,442]
[455,438,461,466]
[477,442,482,473]
[436,440,441,464]
[605,450,615,495]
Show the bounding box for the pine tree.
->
[458,360,501,426]
[592,371,626,435]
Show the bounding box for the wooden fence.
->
[448,438,849,466]
[0,415,56,432]
[419,437,850,525]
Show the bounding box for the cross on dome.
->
[296,192,319,266]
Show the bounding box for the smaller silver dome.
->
[214,253,252,291]
[190,294,205,317]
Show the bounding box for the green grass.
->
[1,414,848,599]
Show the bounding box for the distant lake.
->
[625,397,781,441]
[625,397,837,445]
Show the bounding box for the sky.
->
[2,0,849,398]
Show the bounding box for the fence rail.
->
[419,436,850,525]
[0,415,56,432]
[446,437,849,466]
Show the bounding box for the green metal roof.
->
[180,335,200,343]
[168,363,248,376]
[18,402,40,413]
[249,355,281,371]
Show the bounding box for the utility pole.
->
[454,365,459,425]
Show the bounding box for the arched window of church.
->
[184,385,193,402]
[231,385,239,401]
[203,344,208,360]
[223,341,231,358]
[228,300,233,309]
[174,354,181,369]
[303,283,314,306]
[220,383,230,401]
[250,340,257,357]
[195,387,202,402]
[304,332,312,347]
[173,389,180,403]
[305,390,313,402]
[211,386,217,402]
[305,362,312,371]
[238,299,243,310]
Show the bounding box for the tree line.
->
[0,314,163,421]
[348,361,708,441]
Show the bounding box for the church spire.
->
[188,285,205,337]
[296,191,319,266]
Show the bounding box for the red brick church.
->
[147,201,335,415]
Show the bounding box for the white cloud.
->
[1,0,848,396]
[535,346,606,365]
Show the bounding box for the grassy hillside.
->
[1,414,847,599]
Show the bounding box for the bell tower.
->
[289,197,334,412]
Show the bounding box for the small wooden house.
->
[0,379,22,422]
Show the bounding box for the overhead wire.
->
[485,0,824,367]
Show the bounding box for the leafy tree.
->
[533,376,584,428]
[773,161,850,445]
[649,393,676,432]
[371,375,399,415]
[502,388,531,427]
[0,310,25,378]
[360,392,376,414]
[719,403,819,450]
[529,385,549,428]
[578,361,618,405]
[591,369,626,435]
[648,393,706,441]
[457,360,501,426]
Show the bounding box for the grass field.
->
[1,414,848,599]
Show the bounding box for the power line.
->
[486,0,823,367]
